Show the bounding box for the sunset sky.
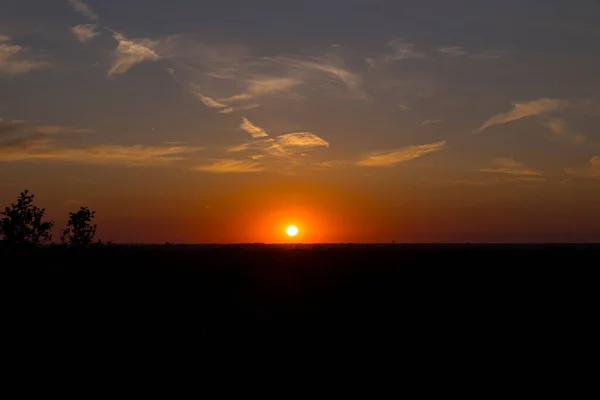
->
[1,0,599,243]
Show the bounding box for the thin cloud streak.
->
[565,156,600,179]
[0,36,49,75]
[193,92,233,113]
[219,104,260,114]
[422,119,444,125]
[0,143,203,165]
[277,132,329,148]
[0,122,201,165]
[437,46,467,57]
[68,0,99,21]
[367,39,426,68]
[34,125,92,135]
[219,77,302,103]
[543,118,585,143]
[480,158,544,176]
[240,118,269,138]
[469,50,510,59]
[475,98,570,133]
[357,141,446,167]
[71,24,99,43]
[194,159,264,173]
[108,32,160,77]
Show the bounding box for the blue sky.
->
[1,0,599,242]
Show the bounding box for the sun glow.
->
[286,225,299,237]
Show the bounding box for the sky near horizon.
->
[1,0,599,243]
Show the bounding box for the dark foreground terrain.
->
[4,244,599,352]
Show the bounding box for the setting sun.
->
[286,225,299,237]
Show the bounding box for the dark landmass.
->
[4,244,598,351]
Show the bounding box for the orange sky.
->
[1,0,599,243]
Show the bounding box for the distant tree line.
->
[0,190,99,249]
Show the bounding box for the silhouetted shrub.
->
[61,207,97,247]
[0,190,54,247]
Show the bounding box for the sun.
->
[286,225,299,237]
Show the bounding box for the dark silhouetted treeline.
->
[2,190,598,353]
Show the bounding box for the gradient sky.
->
[1,0,599,243]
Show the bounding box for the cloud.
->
[367,39,426,68]
[281,56,365,99]
[219,103,260,114]
[219,77,302,103]
[193,92,260,114]
[543,118,585,143]
[68,0,99,21]
[0,121,201,165]
[194,92,232,112]
[357,141,446,167]
[168,39,366,112]
[228,126,328,162]
[565,156,600,179]
[470,50,510,60]
[0,36,49,75]
[480,158,544,176]
[397,104,412,111]
[0,142,202,165]
[240,118,269,138]
[34,125,92,135]
[71,24,99,43]
[194,159,264,173]
[475,98,570,133]
[0,34,10,42]
[1,120,89,137]
[276,132,329,148]
[0,119,26,135]
[437,46,467,57]
[422,119,444,125]
[108,32,160,77]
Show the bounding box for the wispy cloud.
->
[565,156,600,179]
[33,125,92,135]
[470,50,510,60]
[193,92,233,112]
[397,104,412,111]
[422,119,444,125]
[437,46,467,57]
[0,119,26,135]
[275,55,366,99]
[229,119,329,162]
[0,142,202,165]
[475,98,570,133]
[71,24,99,43]
[108,32,160,77]
[240,118,269,138]
[219,77,302,103]
[277,132,329,149]
[357,141,446,167]
[0,120,89,136]
[166,38,366,111]
[193,159,264,173]
[219,103,260,114]
[0,121,201,165]
[367,39,426,68]
[0,36,49,75]
[543,118,585,143]
[68,0,99,21]
[480,158,544,176]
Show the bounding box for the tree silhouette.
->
[0,190,54,247]
[62,207,97,247]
